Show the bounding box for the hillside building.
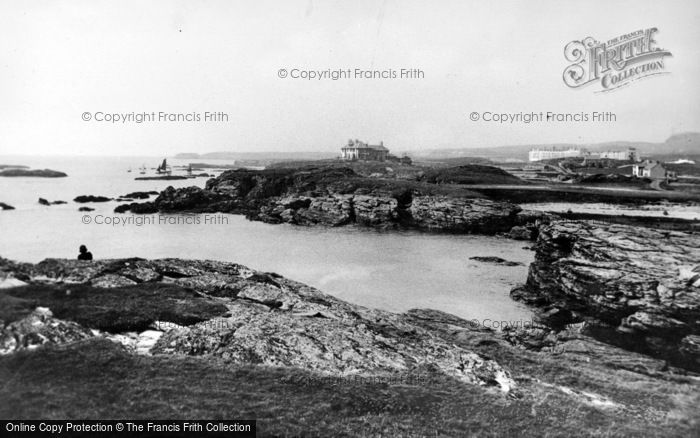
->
[341,139,389,161]
[632,160,676,180]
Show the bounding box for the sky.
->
[0,0,699,156]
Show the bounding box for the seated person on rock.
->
[78,245,93,261]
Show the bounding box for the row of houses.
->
[528,147,640,162]
[528,147,583,162]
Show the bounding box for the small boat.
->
[185,164,196,178]
[139,164,147,175]
[156,159,172,175]
[127,167,132,173]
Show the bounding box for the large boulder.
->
[0,307,96,354]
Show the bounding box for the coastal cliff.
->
[118,167,544,233]
[512,221,700,370]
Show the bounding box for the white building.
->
[632,160,675,180]
[528,148,583,162]
[596,148,639,162]
[528,147,640,162]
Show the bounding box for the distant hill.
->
[662,132,700,154]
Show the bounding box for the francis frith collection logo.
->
[563,28,672,92]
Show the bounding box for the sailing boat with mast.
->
[185,164,196,178]
[156,158,172,175]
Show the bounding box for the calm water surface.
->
[0,155,534,324]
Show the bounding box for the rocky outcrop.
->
[122,167,535,233]
[0,168,67,177]
[74,195,112,203]
[258,193,523,232]
[469,256,522,267]
[0,202,14,210]
[155,186,236,212]
[38,198,66,206]
[406,196,520,233]
[0,257,515,392]
[513,220,700,370]
[123,191,159,199]
[114,202,158,214]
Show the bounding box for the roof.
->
[342,144,388,151]
[635,160,664,169]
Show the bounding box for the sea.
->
[0,155,540,325]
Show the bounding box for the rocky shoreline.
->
[3,163,699,433]
[0,257,514,392]
[111,166,700,237]
[1,244,699,434]
[115,166,550,234]
[511,221,700,371]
